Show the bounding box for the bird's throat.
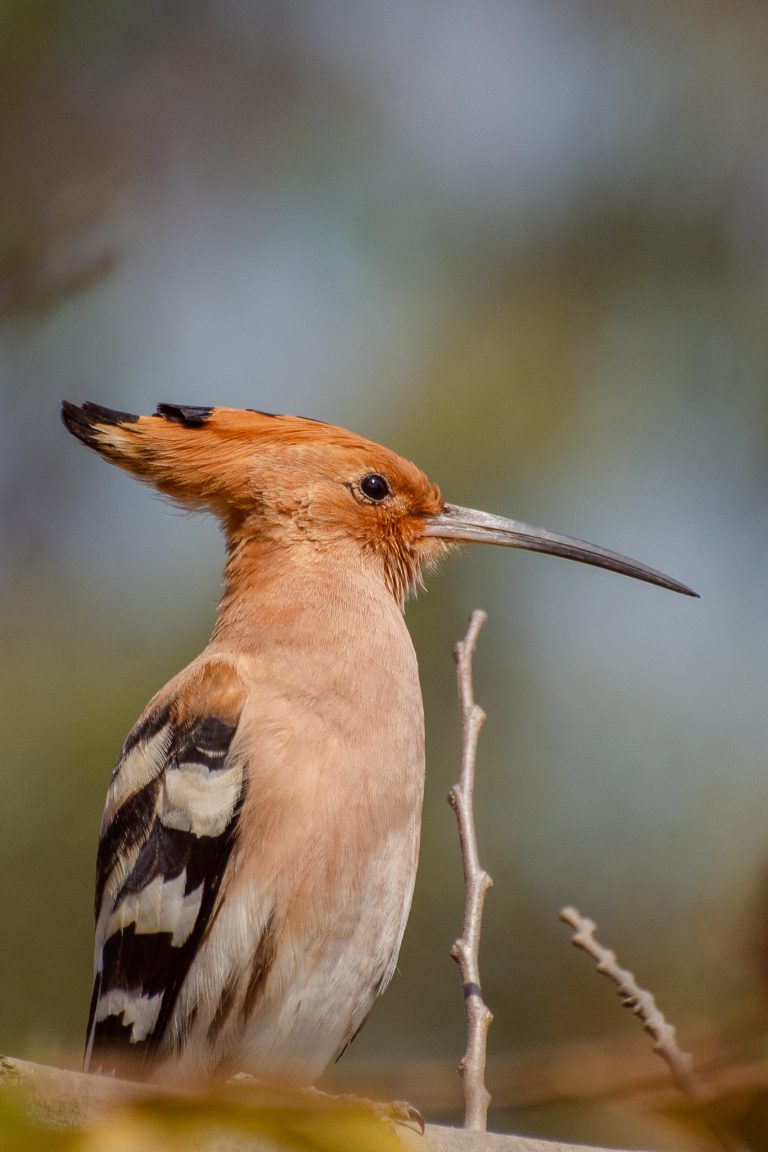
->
[212,531,402,652]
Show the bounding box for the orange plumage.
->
[62,400,695,1084]
[63,402,448,605]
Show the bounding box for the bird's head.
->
[62,401,697,604]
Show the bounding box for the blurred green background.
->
[2,3,768,1148]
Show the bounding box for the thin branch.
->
[560,906,748,1152]
[449,609,493,1131]
[560,906,701,1099]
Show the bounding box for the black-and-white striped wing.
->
[85,663,247,1076]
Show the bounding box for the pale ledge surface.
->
[1,1055,650,1152]
[424,1126,630,1152]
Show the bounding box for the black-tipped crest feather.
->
[61,400,139,446]
[155,404,213,427]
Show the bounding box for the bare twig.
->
[560,906,748,1152]
[560,906,701,1098]
[449,610,493,1131]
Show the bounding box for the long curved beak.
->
[424,504,698,597]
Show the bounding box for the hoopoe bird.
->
[62,400,696,1085]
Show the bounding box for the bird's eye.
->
[359,473,391,502]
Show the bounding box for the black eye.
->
[359,473,391,502]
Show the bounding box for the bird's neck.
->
[211,530,399,651]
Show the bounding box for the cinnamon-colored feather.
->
[62,399,695,1085]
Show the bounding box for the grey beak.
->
[424,504,698,598]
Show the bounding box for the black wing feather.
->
[86,698,246,1077]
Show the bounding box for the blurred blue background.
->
[2,3,768,1147]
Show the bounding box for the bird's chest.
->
[231,609,425,900]
[186,607,426,1079]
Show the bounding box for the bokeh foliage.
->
[3,3,768,1148]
